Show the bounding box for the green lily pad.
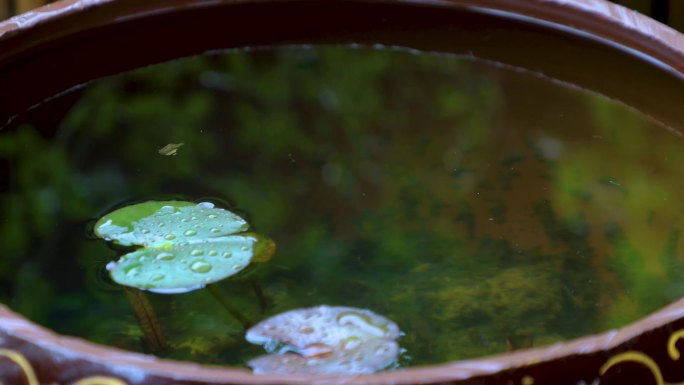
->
[95,201,249,247]
[107,235,256,293]
[96,201,271,293]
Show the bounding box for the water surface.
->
[1,46,684,368]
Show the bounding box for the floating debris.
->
[158,142,184,156]
[246,306,402,375]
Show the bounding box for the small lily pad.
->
[246,306,402,374]
[95,201,273,293]
[106,235,256,293]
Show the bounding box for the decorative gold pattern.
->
[73,376,130,385]
[2,329,684,384]
[667,329,684,361]
[0,347,128,385]
[599,328,684,385]
[0,348,38,385]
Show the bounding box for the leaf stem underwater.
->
[123,286,169,354]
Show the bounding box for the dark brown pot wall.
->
[3,0,684,133]
[2,0,684,384]
[3,299,684,384]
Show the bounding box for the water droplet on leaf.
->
[156,252,175,261]
[184,230,197,236]
[160,205,175,213]
[190,261,212,273]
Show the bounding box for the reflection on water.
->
[1,46,684,367]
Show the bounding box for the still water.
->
[1,46,684,369]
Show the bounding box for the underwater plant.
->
[246,305,402,374]
[94,200,275,351]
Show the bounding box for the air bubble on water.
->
[184,230,197,236]
[156,252,175,261]
[181,218,190,223]
[164,234,176,240]
[210,228,221,233]
[208,214,217,219]
[208,250,218,256]
[222,252,232,259]
[158,222,165,227]
[190,249,204,256]
[190,261,212,273]
[177,241,188,247]
[197,202,215,208]
[141,229,151,234]
[191,216,198,221]
[232,264,242,271]
[241,246,250,251]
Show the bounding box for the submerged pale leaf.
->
[95,201,272,293]
[246,306,402,375]
[248,339,400,375]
